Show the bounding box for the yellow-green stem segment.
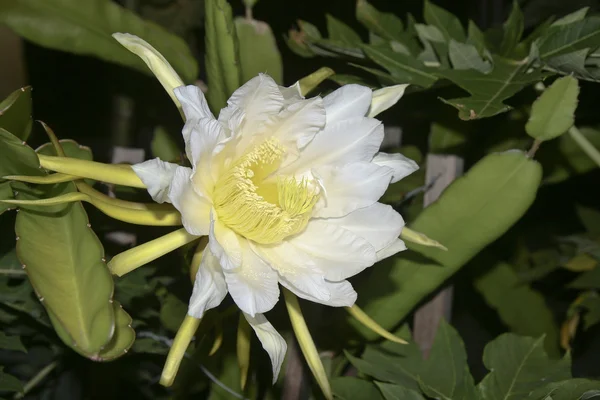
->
[38,154,145,188]
[109,228,198,276]
[160,315,201,387]
[346,305,408,344]
[237,313,252,390]
[283,289,332,400]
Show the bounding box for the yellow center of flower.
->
[212,138,319,244]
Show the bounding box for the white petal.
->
[174,85,214,121]
[282,117,384,174]
[208,212,242,271]
[243,312,287,383]
[168,166,211,235]
[268,97,325,149]
[131,158,178,203]
[319,280,357,307]
[113,33,184,109]
[219,73,284,129]
[288,220,377,281]
[224,240,280,316]
[368,84,409,118]
[372,152,419,183]
[376,238,407,261]
[279,82,303,104]
[323,84,372,125]
[253,241,329,302]
[313,161,393,218]
[188,118,227,197]
[325,203,404,251]
[188,247,228,318]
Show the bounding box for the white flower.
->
[132,74,418,381]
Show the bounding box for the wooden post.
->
[413,154,464,357]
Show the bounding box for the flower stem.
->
[237,313,252,390]
[14,360,58,399]
[160,315,201,387]
[568,125,600,168]
[346,305,407,344]
[283,289,332,400]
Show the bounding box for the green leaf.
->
[15,182,116,357]
[0,182,14,215]
[0,0,197,83]
[537,17,600,60]
[418,320,477,400]
[428,122,468,153]
[415,24,449,67]
[354,151,542,337]
[0,86,32,141]
[568,267,600,289]
[356,0,404,42]
[331,377,384,400]
[375,383,425,400]
[159,293,187,332]
[36,139,93,161]
[467,21,487,54]
[448,39,492,73]
[114,267,157,308]
[235,17,283,85]
[0,128,43,178]
[525,76,579,141]
[478,334,571,400]
[580,294,600,330]
[0,367,23,393]
[544,49,600,83]
[326,14,362,45]
[362,45,438,88]
[151,126,181,163]
[0,332,26,353]
[94,301,135,361]
[529,379,600,400]
[205,0,241,113]
[499,0,524,56]
[551,8,589,27]
[474,262,559,356]
[423,0,465,42]
[439,57,547,120]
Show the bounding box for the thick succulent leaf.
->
[354,152,542,337]
[332,377,384,400]
[362,45,438,88]
[536,16,600,60]
[478,334,571,400]
[0,128,43,178]
[525,76,579,141]
[95,301,135,361]
[0,182,14,215]
[0,0,197,83]
[439,56,547,120]
[15,182,116,357]
[235,17,283,85]
[474,262,559,356]
[423,0,465,42]
[0,86,32,141]
[205,0,241,112]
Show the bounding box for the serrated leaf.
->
[499,0,524,56]
[468,21,487,54]
[331,377,384,400]
[440,57,546,120]
[545,49,600,83]
[0,332,26,353]
[376,382,425,400]
[415,24,449,67]
[478,334,571,400]
[0,367,23,393]
[362,45,438,88]
[423,0,465,42]
[326,14,362,45]
[15,182,116,358]
[418,320,477,400]
[0,0,197,83]
[449,39,492,73]
[526,76,579,141]
[354,152,542,337]
[356,0,403,42]
[236,17,283,85]
[205,0,241,113]
[528,379,600,400]
[474,262,559,356]
[537,17,600,60]
[0,86,32,141]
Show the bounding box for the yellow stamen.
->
[212,138,318,244]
